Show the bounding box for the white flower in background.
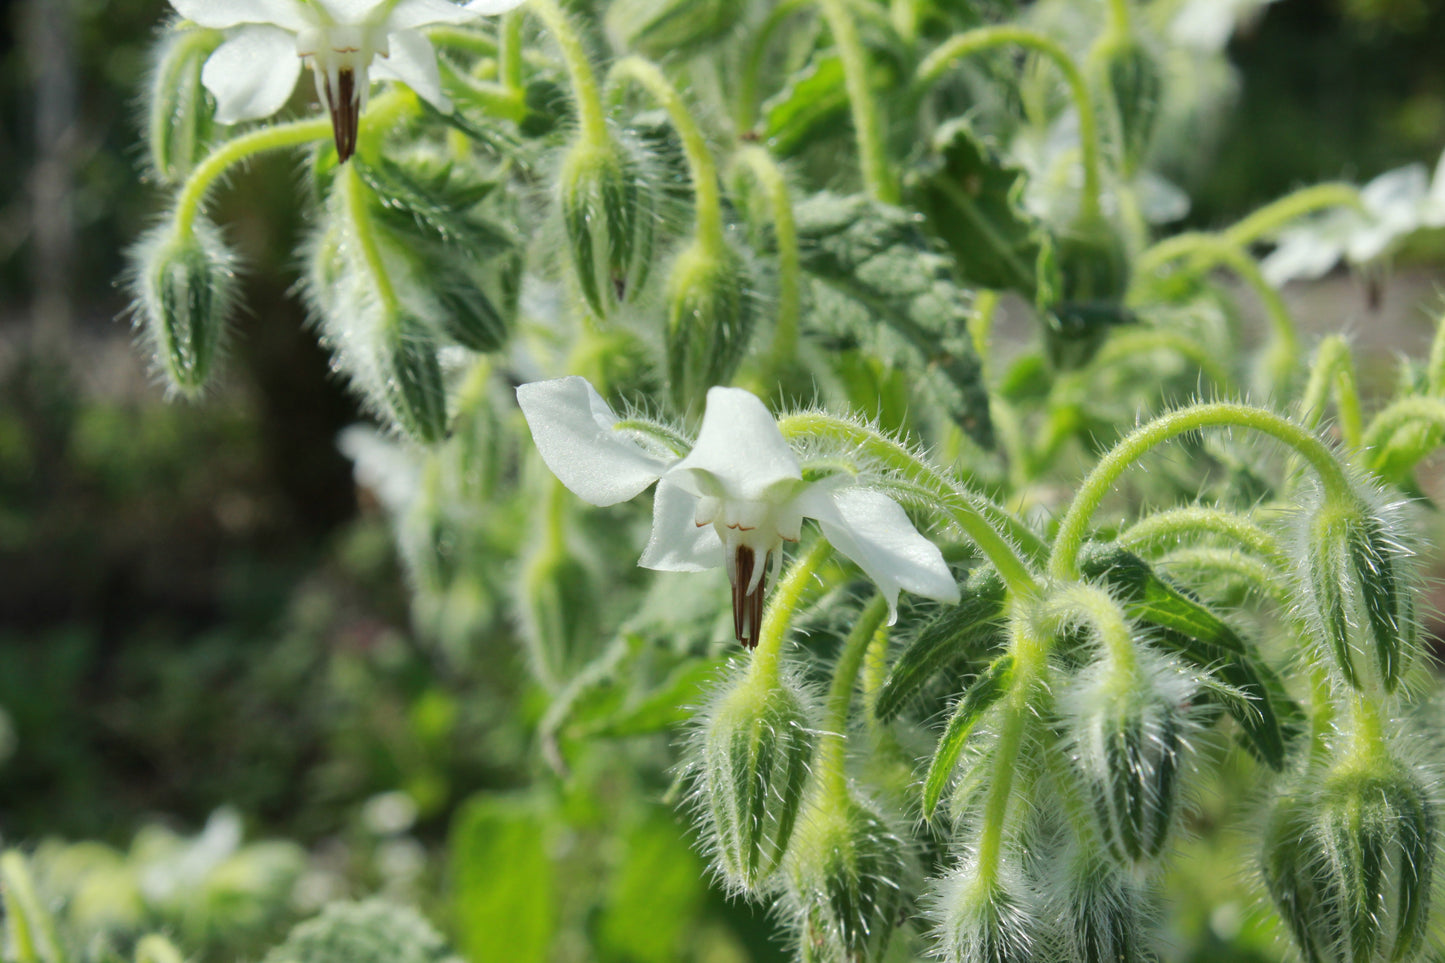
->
[516,377,960,648]
[170,0,524,161]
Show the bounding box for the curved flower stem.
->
[817,0,897,203]
[915,27,1104,221]
[500,9,525,93]
[1106,0,1132,32]
[730,146,801,377]
[816,594,891,799]
[1362,396,1445,471]
[174,117,332,237]
[1156,547,1291,606]
[528,0,608,147]
[343,164,401,316]
[777,413,1041,595]
[1049,582,1137,668]
[1428,310,1445,395]
[607,57,726,255]
[1049,402,1354,581]
[1088,328,1231,388]
[1119,506,1288,569]
[1135,183,1363,279]
[1298,335,1363,448]
[752,539,836,682]
[737,0,812,130]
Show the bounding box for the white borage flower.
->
[170,0,524,161]
[515,377,961,648]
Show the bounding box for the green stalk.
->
[343,164,400,316]
[607,57,726,255]
[816,595,891,798]
[817,0,898,203]
[1119,506,1288,569]
[528,0,609,147]
[737,0,812,130]
[1362,396,1445,468]
[751,539,836,682]
[916,27,1104,220]
[730,146,801,377]
[1298,335,1363,448]
[777,413,1041,594]
[174,117,333,237]
[1049,402,1354,580]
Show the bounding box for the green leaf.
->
[795,191,993,447]
[760,54,851,158]
[353,154,513,257]
[595,811,707,963]
[874,567,1006,721]
[450,794,555,963]
[906,118,1045,297]
[1079,544,1297,769]
[922,654,1014,820]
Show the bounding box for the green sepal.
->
[1079,544,1295,770]
[352,154,510,257]
[147,27,220,184]
[922,653,1014,820]
[874,567,1007,721]
[378,313,449,444]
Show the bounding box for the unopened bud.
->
[784,793,912,963]
[559,132,658,319]
[1263,764,1436,963]
[1067,656,1189,869]
[606,0,745,58]
[1092,33,1163,177]
[1057,849,1155,963]
[665,240,755,413]
[695,667,816,895]
[377,313,449,444]
[147,28,220,184]
[1299,497,1417,693]
[931,859,1044,963]
[1040,215,1133,370]
[134,219,236,396]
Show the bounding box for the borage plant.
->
[112,0,1445,960]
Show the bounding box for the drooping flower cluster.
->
[516,377,960,646]
[170,0,524,160]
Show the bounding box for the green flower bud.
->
[1039,217,1134,370]
[784,793,913,963]
[1056,848,1156,963]
[695,666,816,895]
[931,860,1044,963]
[377,313,450,444]
[1298,496,1417,693]
[665,240,755,413]
[1092,33,1163,177]
[606,0,746,59]
[147,27,220,184]
[1067,655,1190,869]
[1263,764,1436,963]
[558,131,658,319]
[264,900,461,963]
[518,540,600,685]
[134,218,237,396]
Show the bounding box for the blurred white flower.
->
[516,377,959,647]
[171,0,524,160]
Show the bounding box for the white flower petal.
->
[313,0,386,22]
[1347,164,1428,263]
[201,25,304,123]
[371,29,448,110]
[388,0,492,28]
[171,0,312,30]
[516,377,671,507]
[670,387,801,503]
[639,477,722,572]
[800,487,959,620]
[463,0,528,12]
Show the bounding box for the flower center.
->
[296,25,389,162]
[695,497,801,648]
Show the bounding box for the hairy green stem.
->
[1050,403,1354,580]
[737,0,812,130]
[752,539,836,681]
[1049,582,1137,669]
[916,27,1104,220]
[730,146,801,376]
[343,164,400,315]
[817,0,898,202]
[1088,328,1230,387]
[1299,335,1363,448]
[500,9,524,92]
[528,0,608,146]
[608,57,726,254]
[1119,506,1287,568]
[817,595,891,798]
[777,413,1041,594]
[1362,395,1445,468]
[1156,547,1291,606]
[175,117,333,236]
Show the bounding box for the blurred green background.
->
[1,0,1444,960]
